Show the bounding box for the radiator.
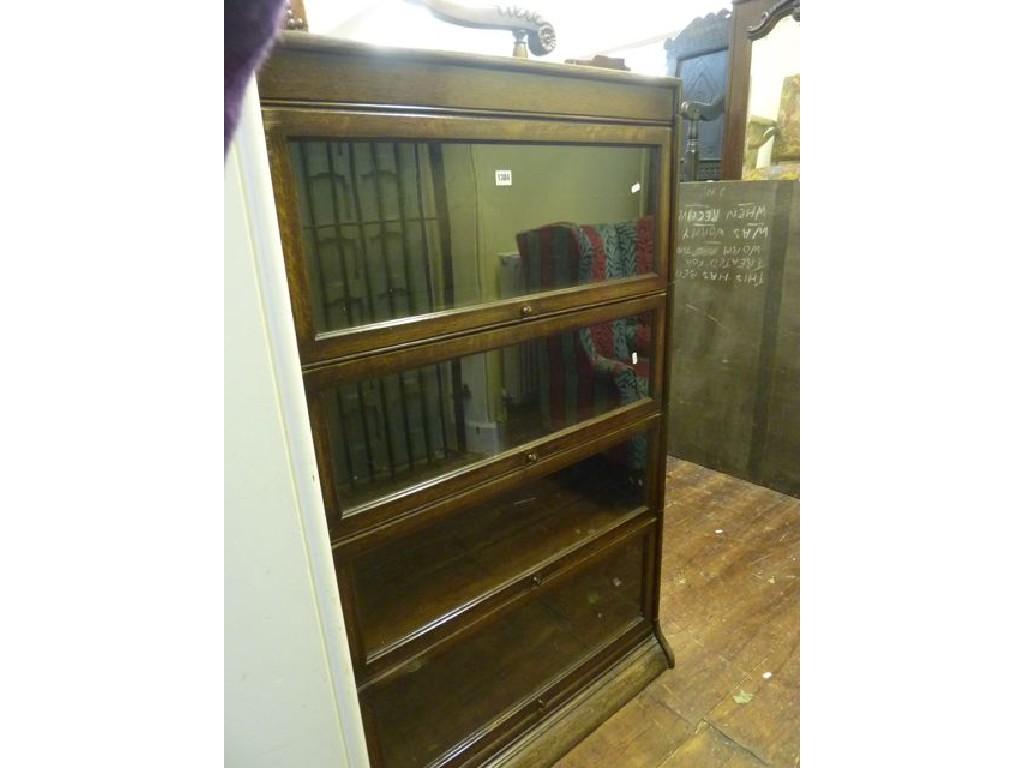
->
[497,252,540,404]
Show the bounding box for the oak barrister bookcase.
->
[258,32,680,768]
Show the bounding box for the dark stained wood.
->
[554,458,800,768]
[265,107,672,143]
[453,620,658,768]
[312,275,663,367]
[264,129,316,358]
[756,186,799,494]
[668,180,799,496]
[655,138,674,305]
[359,510,654,680]
[332,410,660,549]
[305,391,340,534]
[722,0,772,180]
[333,558,368,697]
[262,106,672,365]
[259,33,678,124]
[264,32,680,88]
[357,518,656,691]
[303,294,663,387]
[747,0,800,41]
[651,101,683,653]
[258,37,679,768]
[352,457,648,658]
[491,635,670,768]
[665,10,732,67]
[666,10,731,182]
[362,533,651,767]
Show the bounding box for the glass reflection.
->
[743,15,800,179]
[289,140,657,333]
[352,437,649,654]
[366,536,646,768]
[324,313,653,513]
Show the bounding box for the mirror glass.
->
[743,15,800,180]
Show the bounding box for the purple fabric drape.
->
[225,0,287,153]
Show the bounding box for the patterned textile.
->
[576,218,654,284]
[515,215,654,471]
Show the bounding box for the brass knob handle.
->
[521,304,534,317]
[531,574,542,587]
[525,452,538,463]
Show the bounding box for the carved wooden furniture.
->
[283,1,307,31]
[564,55,629,71]
[411,0,556,59]
[721,0,801,178]
[679,97,725,183]
[665,9,731,181]
[258,33,679,768]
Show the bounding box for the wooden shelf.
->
[351,451,647,665]
[363,534,648,768]
[259,37,678,767]
[338,449,482,515]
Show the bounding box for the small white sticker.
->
[631,182,641,194]
[631,351,638,365]
[495,169,512,186]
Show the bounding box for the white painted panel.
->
[225,79,369,768]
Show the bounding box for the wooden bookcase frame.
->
[258,32,681,768]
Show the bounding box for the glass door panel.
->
[288,140,658,335]
[350,433,650,657]
[364,534,648,768]
[321,312,654,515]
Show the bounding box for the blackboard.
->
[668,180,799,495]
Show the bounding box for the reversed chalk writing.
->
[681,205,721,224]
[676,199,771,286]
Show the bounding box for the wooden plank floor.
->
[555,458,800,767]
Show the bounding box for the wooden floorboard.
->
[554,458,800,767]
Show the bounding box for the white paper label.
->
[631,351,639,365]
[495,170,512,186]
[631,182,641,194]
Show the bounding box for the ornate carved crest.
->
[411,0,556,58]
[747,0,800,41]
[665,9,732,62]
